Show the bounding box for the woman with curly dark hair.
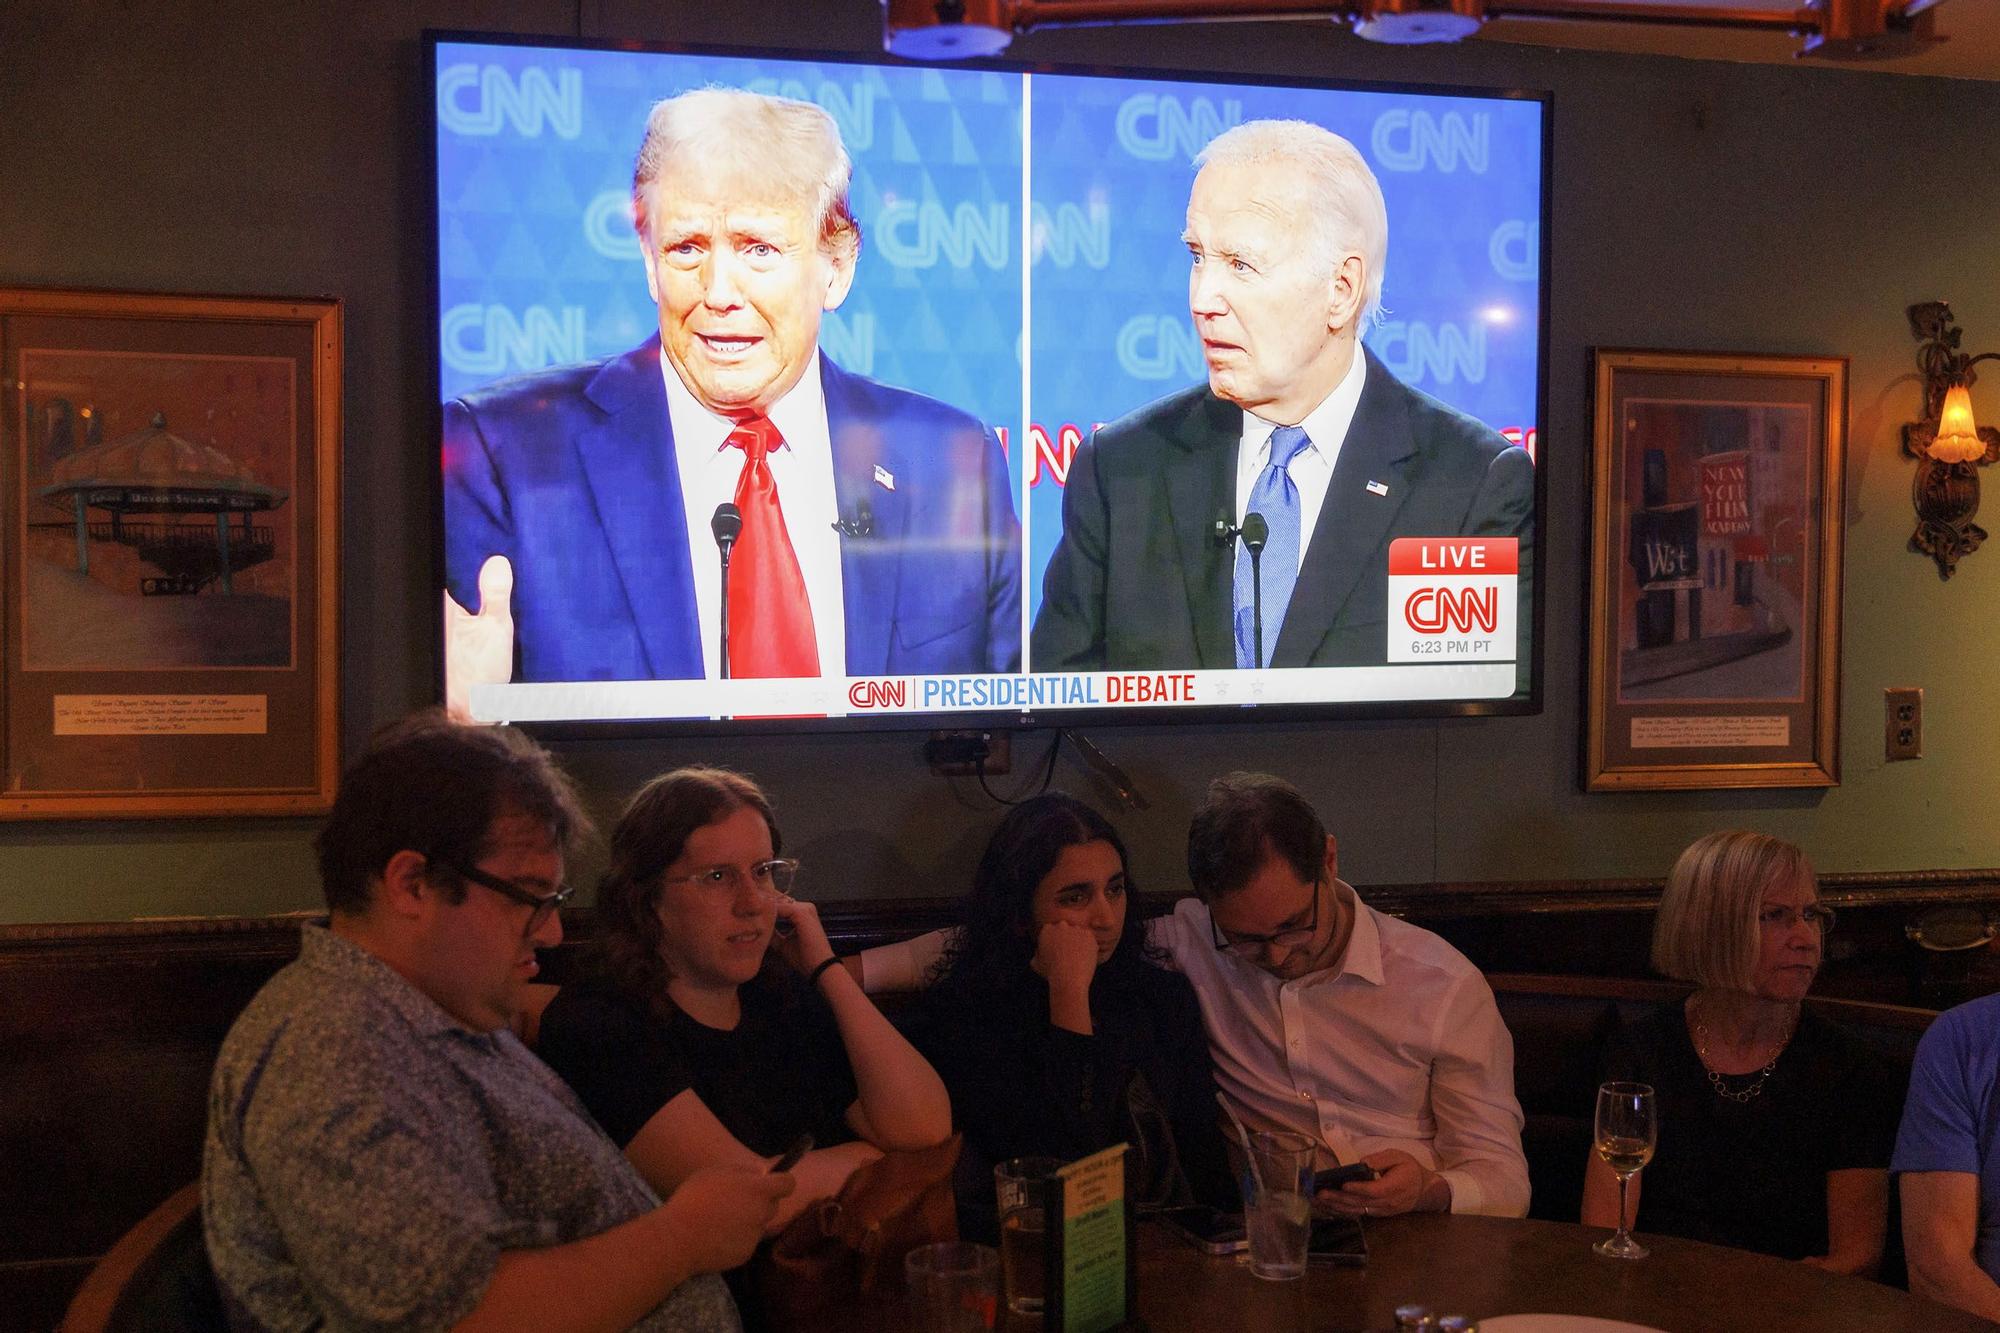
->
[536,767,950,1232]
[915,792,1237,1240]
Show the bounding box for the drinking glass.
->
[994,1156,1061,1316]
[1592,1080,1656,1259]
[904,1241,999,1332]
[1242,1129,1316,1281]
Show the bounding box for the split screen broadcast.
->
[433,38,1545,725]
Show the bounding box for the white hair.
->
[1195,119,1388,322]
[631,87,858,259]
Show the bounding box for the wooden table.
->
[1105,1212,2000,1332]
[844,1214,2000,1331]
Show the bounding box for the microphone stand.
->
[1240,511,1270,670]
[710,503,742,680]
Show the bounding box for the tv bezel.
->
[422,28,1553,740]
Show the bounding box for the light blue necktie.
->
[1234,425,1311,670]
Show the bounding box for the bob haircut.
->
[595,766,780,1015]
[1650,830,1816,992]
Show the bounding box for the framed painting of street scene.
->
[1585,350,1845,792]
[1,289,340,817]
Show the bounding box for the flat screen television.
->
[429,32,1548,731]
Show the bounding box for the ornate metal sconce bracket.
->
[1904,302,2000,580]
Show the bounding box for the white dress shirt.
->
[1234,343,1368,575]
[858,875,1530,1218]
[663,351,846,680]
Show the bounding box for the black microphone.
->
[710,503,741,680]
[831,497,874,538]
[1240,511,1270,670]
[1211,511,1241,546]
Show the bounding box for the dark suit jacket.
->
[1031,348,1534,670]
[444,340,1021,682]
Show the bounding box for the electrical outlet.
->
[1885,687,1923,761]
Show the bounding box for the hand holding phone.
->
[1313,1161,1380,1193]
[769,1133,813,1173]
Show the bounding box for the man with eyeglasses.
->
[858,770,1529,1219]
[203,712,789,1332]
[1160,771,1529,1219]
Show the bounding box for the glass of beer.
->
[1592,1081,1657,1259]
[994,1156,1060,1316]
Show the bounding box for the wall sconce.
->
[1904,301,2000,579]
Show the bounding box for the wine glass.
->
[1592,1080,1656,1259]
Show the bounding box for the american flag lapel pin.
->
[874,464,896,491]
[1366,480,1389,497]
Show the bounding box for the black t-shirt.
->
[912,960,1239,1241]
[1600,1003,1902,1260]
[537,965,859,1157]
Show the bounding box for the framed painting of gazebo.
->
[0,289,340,817]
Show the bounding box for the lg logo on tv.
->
[438,65,583,139]
[1370,110,1489,174]
[1115,94,1243,162]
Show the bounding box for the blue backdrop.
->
[434,42,1542,624]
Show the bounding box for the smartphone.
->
[1311,1162,1380,1193]
[1157,1205,1247,1255]
[1307,1213,1368,1266]
[769,1133,813,1173]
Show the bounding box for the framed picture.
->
[1585,350,1845,792]
[0,289,340,818]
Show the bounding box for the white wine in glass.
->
[1593,1081,1656,1260]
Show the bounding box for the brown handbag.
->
[755,1133,963,1328]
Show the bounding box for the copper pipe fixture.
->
[884,0,1946,56]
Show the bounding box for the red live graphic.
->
[1388,537,1519,640]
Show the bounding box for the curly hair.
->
[929,792,1167,1008]
[593,766,779,1022]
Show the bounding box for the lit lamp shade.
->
[1930,384,1986,463]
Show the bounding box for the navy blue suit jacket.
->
[444,341,1021,682]
[1031,348,1534,671]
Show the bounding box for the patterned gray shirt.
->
[202,924,739,1333]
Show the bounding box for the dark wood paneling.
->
[6,870,1996,1323]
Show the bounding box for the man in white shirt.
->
[860,771,1530,1219]
[1031,118,1533,671]
[442,88,1020,706]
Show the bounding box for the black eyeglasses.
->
[434,857,573,938]
[1210,877,1322,959]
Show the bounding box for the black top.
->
[537,965,859,1156]
[1601,1003,1901,1261]
[913,960,1238,1240]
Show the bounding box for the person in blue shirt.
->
[1895,991,2000,1321]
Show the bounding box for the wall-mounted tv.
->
[430,32,1547,730]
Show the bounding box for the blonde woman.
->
[1580,832,1898,1274]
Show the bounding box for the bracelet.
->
[808,955,843,988]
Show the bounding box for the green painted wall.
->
[3,1,1997,924]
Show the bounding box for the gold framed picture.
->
[1585,349,1845,792]
[1,289,340,817]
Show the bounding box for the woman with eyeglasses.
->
[911,793,1237,1240]
[537,767,951,1235]
[1580,830,1900,1273]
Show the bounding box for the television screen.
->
[431,34,1546,728]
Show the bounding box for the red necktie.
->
[724,415,820,678]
